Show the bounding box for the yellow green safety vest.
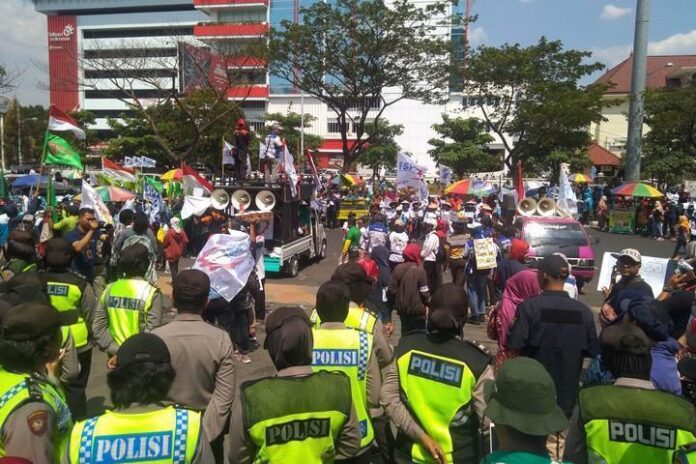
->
[312,326,374,450]
[674,443,696,464]
[43,273,89,349]
[0,368,72,460]
[579,384,696,464]
[68,406,202,463]
[310,303,378,334]
[102,278,157,346]
[395,333,489,463]
[241,371,352,463]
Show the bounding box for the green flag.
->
[0,169,7,198]
[45,133,84,170]
[46,173,58,222]
[145,175,164,193]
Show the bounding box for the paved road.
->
[85,225,675,415]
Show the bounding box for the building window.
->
[82,27,193,39]
[248,121,265,132]
[84,69,177,79]
[85,89,173,99]
[239,100,266,110]
[88,109,138,119]
[342,95,381,110]
[328,121,349,133]
[84,48,178,59]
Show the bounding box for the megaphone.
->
[231,189,252,212]
[536,198,557,217]
[210,189,230,210]
[517,198,538,216]
[255,189,276,212]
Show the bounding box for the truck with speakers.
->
[212,180,327,277]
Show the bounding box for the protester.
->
[601,249,653,320]
[341,215,361,264]
[421,219,441,292]
[388,243,430,333]
[65,207,104,282]
[0,229,37,281]
[163,217,189,278]
[447,218,470,287]
[466,226,498,325]
[117,212,159,284]
[368,245,392,335]
[66,333,213,462]
[495,238,529,292]
[388,219,409,270]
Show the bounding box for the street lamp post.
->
[0,96,10,172]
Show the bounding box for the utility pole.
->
[17,104,22,167]
[625,0,650,182]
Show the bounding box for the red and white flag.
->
[102,158,136,182]
[306,150,323,191]
[182,162,214,195]
[47,105,86,140]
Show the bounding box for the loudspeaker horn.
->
[517,198,538,216]
[231,189,252,212]
[210,189,230,210]
[536,198,557,217]
[255,189,276,212]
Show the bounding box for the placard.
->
[596,252,675,297]
[608,210,634,234]
[473,237,497,270]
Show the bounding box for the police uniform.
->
[381,332,493,463]
[228,366,361,463]
[66,404,210,463]
[92,277,163,356]
[565,377,696,464]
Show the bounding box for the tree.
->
[0,99,47,167]
[642,80,696,184]
[0,64,21,94]
[463,37,608,180]
[428,115,498,178]
[357,120,403,178]
[269,0,462,171]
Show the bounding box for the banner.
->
[144,181,163,224]
[282,146,298,198]
[473,237,497,269]
[557,163,578,216]
[181,196,212,219]
[259,142,268,160]
[439,165,453,185]
[80,180,113,224]
[396,152,428,199]
[193,232,255,302]
[222,141,235,165]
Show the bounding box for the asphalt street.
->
[84,225,676,416]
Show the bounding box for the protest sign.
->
[596,252,676,297]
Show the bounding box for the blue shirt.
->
[65,227,97,281]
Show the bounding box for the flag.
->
[306,151,323,191]
[222,141,235,165]
[439,164,453,185]
[47,105,86,140]
[145,175,164,193]
[515,161,525,201]
[80,180,113,224]
[46,174,58,222]
[140,156,156,168]
[396,152,428,200]
[144,181,163,224]
[193,231,255,302]
[45,133,84,170]
[558,163,578,216]
[259,142,268,160]
[0,169,7,198]
[102,158,136,182]
[282,146,298,198]
[182,162,213,195]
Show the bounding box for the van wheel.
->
[286,256,299,277]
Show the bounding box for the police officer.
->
[65,333,213,463]
[39,238,96,421]
[92,244,163,361]
[0,302,73,462]
[381,284,493,463]
[565,323,696,464]
[311,280,381,461]
[0,230,37,282]
[228,306,360,463]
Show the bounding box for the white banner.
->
[396,152,428,199]
[222,141,235,165]
[558,164,578,215]
[140,156,156,168]
[80,180,113,224]
[596,252,675,297]
[283,145,298,198]
[181,196,212,219]
[193,232,255,302]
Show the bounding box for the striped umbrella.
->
[569,173,591,183]
[611,182,663,198]
[160,168,182,181]
[445,179,495,197]
[96,186,136,202]
[330,174,363,186]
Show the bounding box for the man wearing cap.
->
[93,244,164,360]
[565,323,696,464]
[152,269,235,462]
[263,125,284,182]
[66,333,213,463]
[228,306,361,462]
[482,357,570,463]
[602,248,653,303]
[508,254,598,456]
[382,284,493,464]
[310,281,382,460]
[39,238,96,421]
[0,302,73,462]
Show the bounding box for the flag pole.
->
[221,136,225,185]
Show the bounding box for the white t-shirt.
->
[389,231,409,262]
[421,232,440,262]
[263,134,284,160]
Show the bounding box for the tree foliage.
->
[428,115,498,178]
[357,119,403,177]
[0,64,21,94]
[642,80,696,184]
[463,37,608,179]
[269,0,461,171]
[0,99,47,167]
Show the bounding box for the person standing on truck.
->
[263,125,284,182]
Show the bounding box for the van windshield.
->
[524,221,588,248]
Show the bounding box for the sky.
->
[1,0,696,106]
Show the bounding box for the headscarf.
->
[402,243,421,265]
[508,239,529,263]
[429,283,468,335]
[436,219,448,239]
[264,307,313,370]
[170,217,182,233]
[498,269,541,348]
[679,214,690,233]
[371,246,391,288]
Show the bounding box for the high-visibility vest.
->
[101,278,157,346]
[310,303,378,334]
[394,333,490,463]
[68,406,202,463]
[42,271,89,349]
[674,443,696,464]
[579,384,696,464]
[312,326,374,450]
[0,369,72,460]
[241,371,352,463]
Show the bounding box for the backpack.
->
[120,233,158,284]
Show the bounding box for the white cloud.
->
[0,0,48,106]
[591,29,696,70]
[600,4,632,20]
[468,27,488,46]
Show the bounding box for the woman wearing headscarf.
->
[388,243,430,333]
[491,268,541,371]
[163,217,189,278]
[495,238,529,293]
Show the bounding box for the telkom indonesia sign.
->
[47,16,79,112]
